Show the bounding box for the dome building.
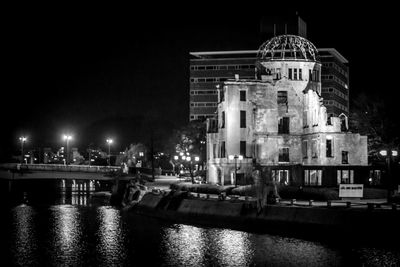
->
[206,35,367,187]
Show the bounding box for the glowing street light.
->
[106,139,113,166]
[63,135,72,165]
[19,136,27,164]
[379,150,388,157]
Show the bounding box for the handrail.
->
[0,163,121,173]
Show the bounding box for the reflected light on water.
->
[214,229,253,267]
[250,235,343,266]
[12,205,37,266]
[97,206,126,265]
[162,224,205,266]
[52,205,81,263]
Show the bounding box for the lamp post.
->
[380,149,398,202]
[63,135,72,165]
[229,154,243,187]
[106,139,113,166]
[19,137,27,164]
[186,155,200,184]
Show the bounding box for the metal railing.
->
[0,163,121,173]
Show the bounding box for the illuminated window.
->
[337,170,354,184]
[272,170,289,185]
[304,170,322,186]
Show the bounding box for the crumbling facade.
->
[206,35,367,187]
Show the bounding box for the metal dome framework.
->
[257,35,319,62]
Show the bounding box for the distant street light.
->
[19,136,27,164]
[106,139,113,166]
[229,154,243,187]
[63,135,72,165]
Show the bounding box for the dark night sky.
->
[1,3,397,160]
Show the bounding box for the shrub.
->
[230,185,257,197]
[279,186,339,200]
[363,188,387,199]
[170,183,235,195]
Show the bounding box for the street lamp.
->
[185,155,200,184]
[106,139,113,166]
[63,135,72,165]
[229,154,243,187]
[19,137,27,164]
[379,149,398,201]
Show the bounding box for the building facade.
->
[206,35,367,187]
[190,48,349,121]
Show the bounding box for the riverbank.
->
[127,191,400,244]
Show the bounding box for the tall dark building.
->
[189,15,349,121]
[259,13,307,38]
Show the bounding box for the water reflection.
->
[2,178,400,266]
[356,247,400,266]
[249,235,343,266]
[160,223,346,266]
[162,224,206,266]
[96,206,126,265]
[50,205,83,264]
[11,205,37,266]
[212,229,254,267]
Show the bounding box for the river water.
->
[1,179,399,266]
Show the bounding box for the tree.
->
[165,120,207,183]
[118,143,148,167]
[168,120,206,161]
[349,92,399,162]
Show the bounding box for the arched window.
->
[339,113,348,131]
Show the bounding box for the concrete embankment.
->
[130,192,400,242]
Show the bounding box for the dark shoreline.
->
[126,192,400,247]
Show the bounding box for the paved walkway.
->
[145,175,183,191]
[143,177,398,210]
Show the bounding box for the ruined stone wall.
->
[302,133,368,166]
[206,57,368,185]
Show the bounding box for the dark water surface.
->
[1,179,399,266]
